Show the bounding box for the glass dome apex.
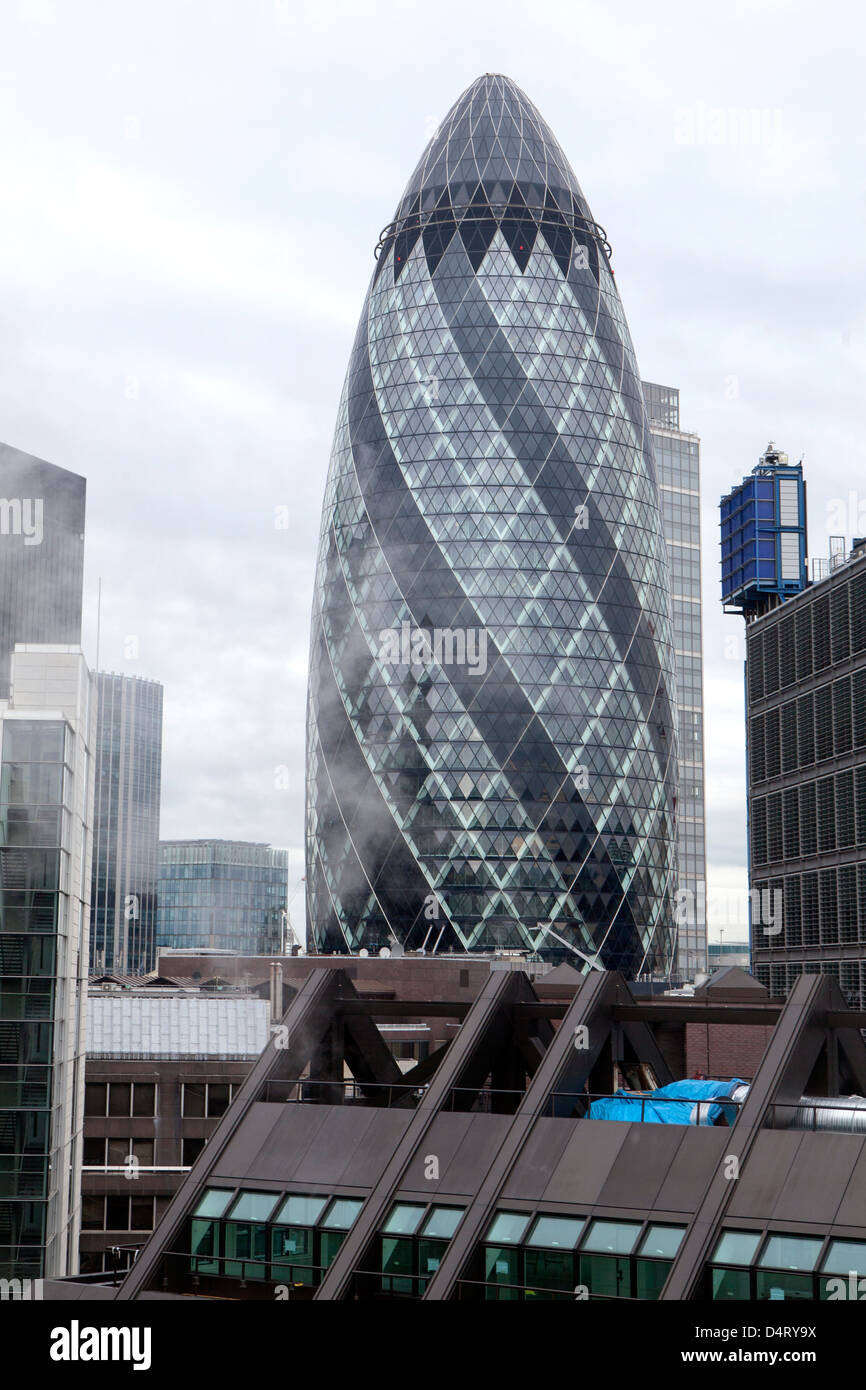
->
[396,73,590,217]
[380,74,607,282]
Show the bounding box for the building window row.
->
[750,867,866,952]
[751,767,866,864]
[750,670,866,780]
[708,1228,866,1300]
[181,1083,235,1117]
[752,958,866,1008]
[84,1082,156,1117]
[187,1187,364,1285]
[748,570,866,701]
[464,1210,684,1300]
[82,1135,206,1168]
[82,1138,155,1167]
[82,1194,157,1233]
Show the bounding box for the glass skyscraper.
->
[306,75,678,975]
[157,841,288,956]
[90,673,163,977]
[0,651,96,1282]
[0,446,95,1282]
[643,383,707,980]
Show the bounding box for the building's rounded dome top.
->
[396,73,591,222]
[380,74,606,280]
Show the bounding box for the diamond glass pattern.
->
[305,75,678,975]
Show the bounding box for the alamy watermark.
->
[674,104,784,146]
[0,498,43,545]
[378,621,487,677]
[0,1276,43,1300]
[675,882,782,935]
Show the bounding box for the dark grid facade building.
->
[45,964,866,1303]
[90,673,163,977]
[306,75,678,976]
[0,443,85,699]
[747,543,866,1001]
[157,842,288,956]
[643,384,706,980]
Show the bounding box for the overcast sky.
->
[1,0,863,939]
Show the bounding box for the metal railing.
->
[453,1275,640,1301]
[374,204,612,263]
[259,1078,745,1124]
[766,1097,866,1132]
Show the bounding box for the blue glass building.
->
[306,75,678,975]
[157,841,287,956]
[90,673,163,976]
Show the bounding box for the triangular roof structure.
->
[694,966,768,1002]
[534,961,584,998]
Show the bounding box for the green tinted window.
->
[525,1248,573,1293]
[579,1252,631,1298]
[271,1226,314,1262]
[635,1259,671,1299]
[273,1195,328,1227]
[755,1271,813,1301]
[526,1215,584,1250]
[381,1236,415,1293]
[821,1239,866,1276]
[711,1230,762,1265]
[759,1234,822,1272]
[418,1238,447,1278]
[419,1206,464,1240]
[228,1191,279,1222]
[321,1198,363,1230]
[711,1267,750,1300]
[382,1203,426,1236]
[192,1188,234,1219]
[638,1225,685,1259]
[484,1245,519,1297]
[484,1211,530,1245]
[321,1230,346,1267]
[582,1219,641,1255]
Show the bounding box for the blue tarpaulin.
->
[588,1078,747,1126]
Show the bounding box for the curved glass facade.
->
[306,74,677,974]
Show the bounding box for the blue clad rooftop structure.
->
[306,75,678,977]
[720,444,807,615]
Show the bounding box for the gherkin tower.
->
[306,74,678,976]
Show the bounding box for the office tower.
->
[157,841,288,955]
[724,463,866,1000]
[0,647,96,1281]
[90,673,163,976]
[643,383,707,980]
[306,74,678,975]
[720,445,853,996]
[0,444,85,698]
